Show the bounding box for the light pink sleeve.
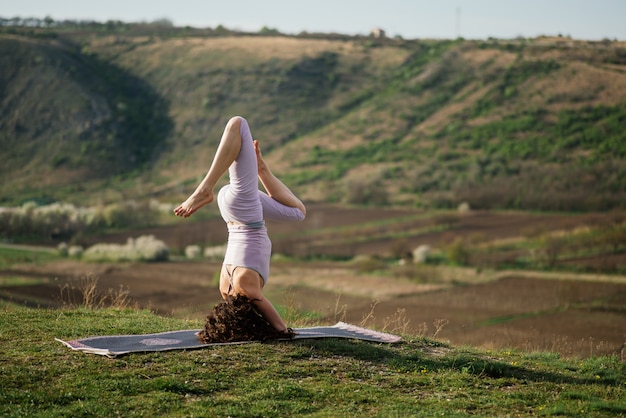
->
[259,191,305,222]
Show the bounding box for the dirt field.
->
[1,205,625,359]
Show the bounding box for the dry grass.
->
[382,308,411,335]
[410,82,492,136]
[59,274,132,310]
[459,48,516,67]
[526,61,626,111]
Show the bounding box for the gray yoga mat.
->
[56,322,402,358]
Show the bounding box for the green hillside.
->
[0,33,172,201]
[1,23,625,210]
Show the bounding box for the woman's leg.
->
[174,117,243,218]
[254,140,306,216]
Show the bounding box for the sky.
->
[3,0,625,41]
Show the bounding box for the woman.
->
[174,116,306,335]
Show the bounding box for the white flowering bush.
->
[0,202,87,240]
[83,235,169,262]
[458,202,471,213]
[412,245,431,264]
[0,200,165,241]
[204,244,227,260]
[95,201,161,229]
[185,245,202,259]
[57,242,69,256]
[68,245,84,258]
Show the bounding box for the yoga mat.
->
[56,322,402,358]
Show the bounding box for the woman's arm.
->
[255,140,306,218]
[259,191,305,222]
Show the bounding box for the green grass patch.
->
[0,275,51,286]
[1,305,624,417]
[0,246,60,269]
[476,306,569,327]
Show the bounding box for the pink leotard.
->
[217,117,304,283]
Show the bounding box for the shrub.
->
[0,202,93,240]
[446,237,470,265]
[0,200,165,241]
[185,245,201,259]
[458,202,471,213]
[342,178,389,206]
[394,263,442,282]
[57,242,68,256]
[412,245,431,264]
[96,200,160,229]
[68,245,84,258]
[204,245,227,260]
[389,239,411,260]
[351,254,386,273]
[541,235,565,268]
[83,235,169,262]
[600,224,626,254]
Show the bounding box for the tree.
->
[447,238,470,265]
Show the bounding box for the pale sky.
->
[2,0,625,41]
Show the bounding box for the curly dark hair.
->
[197,295,295,344]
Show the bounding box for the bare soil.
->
[2,205,625,359]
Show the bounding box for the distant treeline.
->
[1,16,172,29]
[0,15,273,39]
[0,15,397,41]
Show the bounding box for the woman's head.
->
[198,295,294,343]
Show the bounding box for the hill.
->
[1,304,625,416]
[1,24,626,211]
[0,32,172,201]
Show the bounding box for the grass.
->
[0,275,51,286]
[0,246,60,269]
[1,303,624,417]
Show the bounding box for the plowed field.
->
[2,205,625,358]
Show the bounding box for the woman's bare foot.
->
[173,189,214,218]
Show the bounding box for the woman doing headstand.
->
[174,116,306,334]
